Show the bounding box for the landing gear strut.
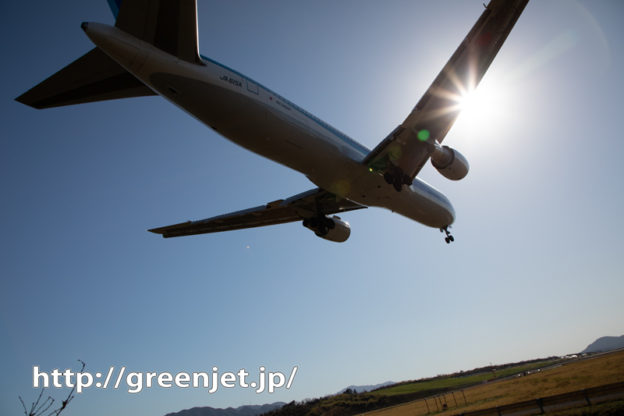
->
[383,167,412,192]
[303,216,335,237]
[440,226,454,244]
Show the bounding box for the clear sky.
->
[1,1,623,415]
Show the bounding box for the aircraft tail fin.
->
[111,0,202,65]
[107,0,122,18]
[16,0,201,109]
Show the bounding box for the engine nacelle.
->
[430,144,469,180]
[302,215,351,243]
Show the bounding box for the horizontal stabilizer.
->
[16,48,155,109]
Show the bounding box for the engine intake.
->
[303,215,351,243]
[430,144,469,180]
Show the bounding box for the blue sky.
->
[1,1,623,415]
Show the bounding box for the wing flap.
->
[149,188,365,238]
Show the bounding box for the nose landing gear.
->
[440,226,454,244]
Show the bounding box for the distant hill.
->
[581,335,624,353]
[164,402,284,416]
[338,381,395,394]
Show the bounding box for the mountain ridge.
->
[581,335,624,353]
[163,402,285,416]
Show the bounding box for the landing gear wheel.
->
[384,172,394,185]
[383,169,408,192]
[441,226,454,244]
[315,225,328,237]
[324,217,336,229]
[393,179,402,192]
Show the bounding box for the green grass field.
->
[262,351,624,416]
[263,357,568,416]
[369,359,559,397]
[359,350,624,416]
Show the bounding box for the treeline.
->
[260,387,450,416]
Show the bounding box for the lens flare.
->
[455,79,508,137]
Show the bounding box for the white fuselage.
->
[84,23,455,228]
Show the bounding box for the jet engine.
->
[430,144,469,180]
[302,215,351,243]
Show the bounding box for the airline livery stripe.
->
[200,54,370,158]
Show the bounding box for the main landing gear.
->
[303,216,335,237]
[440,226,454,244]
[383,167,412,192]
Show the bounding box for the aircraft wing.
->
[364,0,529,183]
[149,188,366,238]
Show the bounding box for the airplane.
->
[17,0,529,243]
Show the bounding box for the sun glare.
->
[455,79,509,140]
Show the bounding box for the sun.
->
[454,78,509,138]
